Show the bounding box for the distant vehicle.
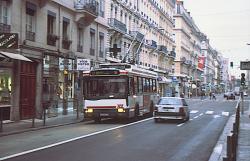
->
[234,87,240,96]
[82,63,159,122]
[154,97,190,122]
[224,92,230,98]
[243,91,248,97]
[226,92,235,100]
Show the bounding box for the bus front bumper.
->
[84,109,130,119]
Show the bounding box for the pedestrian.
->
[209,91,212,100]
[212,93,216,100]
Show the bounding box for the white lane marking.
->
[177,123,185,127]
[194,116,199,119]
[0,117,153,161]
[222,112,230,116]
[213,115,221,118]
[190,110,199,114]
[190,119,193,121]
[214,144,223,154]
[199,113,204,116]
[205,111,214,115]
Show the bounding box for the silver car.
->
[154,97,190,122]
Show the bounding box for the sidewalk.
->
[0,101,85,137]
[237,99,250,161]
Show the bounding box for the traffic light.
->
[241,73,245,86]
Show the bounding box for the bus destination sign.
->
[240,61,250,70]
[90,70,120,76]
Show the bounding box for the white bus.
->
[83,63,159,122]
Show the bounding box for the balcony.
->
[0,23,11,33]
[47,34,59,46]
[158,45,168,54]
[170,51,176,58]
[129,31,144,42]
[77,44,83,52]
[75,0,99,26]
[108,18,127,34]
[26,31,35,41]
[62,37,72,50]
[146,40,157,48]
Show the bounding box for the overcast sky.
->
[183,0,250,77]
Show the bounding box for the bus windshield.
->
[84,76,128,100]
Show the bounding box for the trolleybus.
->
[83,63,159,122]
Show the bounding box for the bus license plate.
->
[100,113,109,116]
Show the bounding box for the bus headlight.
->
[117,108,125,113]
[86,108,93,113]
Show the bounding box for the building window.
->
[26,2,36,41]
[99,0,104,17]
[90,28,95,56]
[99,32,104,58]
[62,17,71,49]
[47,11,57,46]
[0,1,10,33]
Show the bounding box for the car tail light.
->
[179,107,185,114]
[154,106,158,112]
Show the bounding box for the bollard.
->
[226,133,234,161]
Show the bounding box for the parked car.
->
[224,92,230,98]
[243,92,248,97]
[154,97,190,122]
[226,92,235,100]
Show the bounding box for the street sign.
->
[0,33,18,49]
[240,61,250,70]
[77,59,90,71]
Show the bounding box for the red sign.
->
[198,56,205,69]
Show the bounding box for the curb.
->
[0,118,92,137]
[208,114,235,161]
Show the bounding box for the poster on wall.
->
[77,59,90,71]
[198,56,205,69]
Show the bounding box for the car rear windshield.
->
[158,98,187,106]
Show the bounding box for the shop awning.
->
[0,51,32,62]
[157,76,172,84]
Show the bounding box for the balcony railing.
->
[170,51,176,58]
[26,31,35,41]
[0,23,11,33]
[108,18,127,33]
[158,45,168,54]
[62,38,72,50]
[77,44,83,52]
[146,40,157,48]
[74,0,99,16]
[129,31,144,42]
[47,34,59,46]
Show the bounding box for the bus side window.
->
[138,77,143,93]
[133,76,138,95]
[152,79,156,92]
[129,77,134,95]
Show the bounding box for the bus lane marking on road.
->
[0,117,153,161]
[177,123,185,127]
[205,111,214,115]
[222,111,229,116]
[190,110,199,114]
[194,115,199,119]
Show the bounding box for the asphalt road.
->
[0,97,238,161]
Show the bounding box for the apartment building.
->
[0,0,107,120]
[173,1,204,96]
[106,0,176,97]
